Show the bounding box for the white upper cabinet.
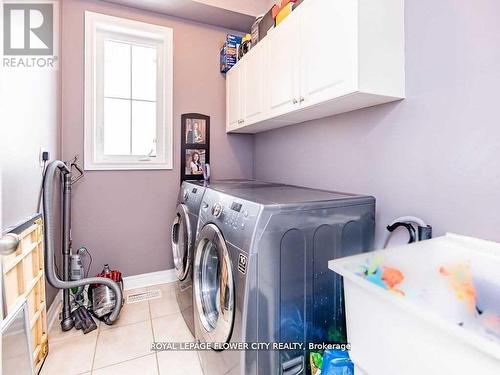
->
[243,38,268,124]
[299,0,357,107]
[226,0,405,133]
[226,62,242,131]
[267,14,300,118]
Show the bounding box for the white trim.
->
[47,289,62,333]
[123,269,176,290]
[47,269,175,330]
[84,11,173,171]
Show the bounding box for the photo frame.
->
[181,113,210,182]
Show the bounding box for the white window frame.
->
[84,11,173,170]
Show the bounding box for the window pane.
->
[104,98,131,155]
[132,100,156,156]
[132,45,157,101]
[104,40,131,98]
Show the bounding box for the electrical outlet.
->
[39,146,49,167]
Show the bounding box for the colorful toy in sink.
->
[439,261,500,340]
[357,256,406,296]
[439,262,477,313]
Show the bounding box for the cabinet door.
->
[242,39,268,125]
[267,14,300,118]
[226,63,242,131]
[300,0,358,107]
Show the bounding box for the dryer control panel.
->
[199,190,261,250]
[209,200,253,230]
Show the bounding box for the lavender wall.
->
[254,0,500,248]
[61,0,253,277]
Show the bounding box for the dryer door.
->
[194,224,234,344]
[171,204,192,281]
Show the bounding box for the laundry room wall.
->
[0,67,60,231]
[0,10,61,304]
[254,0,500,247]
[61,0,254,277]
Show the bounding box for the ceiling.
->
[100,0,274,32]
[192,0,274,17]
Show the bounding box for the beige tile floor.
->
[41,283,203,375]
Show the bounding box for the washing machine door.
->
[171,204,192,281]
[194,224,234,343]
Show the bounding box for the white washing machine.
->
[193,185,375,374]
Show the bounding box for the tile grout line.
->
[92,353,156,373]
[99,314,150,331]
[98,310,181,331]
[149,299,161,375]
[48,285,173,374]
[90,321,101,374]
[91,317,156,371]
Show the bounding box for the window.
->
[84,12,173,170]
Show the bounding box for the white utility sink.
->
[329,234,500,375]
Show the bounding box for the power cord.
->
[37,158,48,213]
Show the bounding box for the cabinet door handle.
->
[293,98,298,104]
[299,97,305,103]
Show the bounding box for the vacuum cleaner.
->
[42,160,123,331]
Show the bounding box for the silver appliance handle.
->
[0,233,19,256]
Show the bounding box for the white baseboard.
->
[45,269,175,330]
[47,289,62,332]
[123,269,177,290]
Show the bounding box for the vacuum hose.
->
[43,161,122,328]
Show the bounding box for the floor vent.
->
[126,290,162,304]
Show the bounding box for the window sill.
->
[84,161,173,171]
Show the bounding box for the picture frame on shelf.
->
[181,113,210,182]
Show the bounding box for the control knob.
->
[211,202,223,218]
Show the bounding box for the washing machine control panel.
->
[224,202,249,230]
[179,182,205,212]
[210,201,247,228]
[200,190,261,248]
